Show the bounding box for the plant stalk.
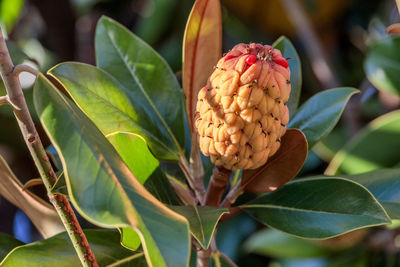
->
[179,154,205,204]
[205,166,231,206]
[0,28,98,267]
[196,248,211,267]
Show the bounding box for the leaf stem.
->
[179,154,205,204]
[220,182,244,208]
[12,64,39,77]
[0,28,98,267]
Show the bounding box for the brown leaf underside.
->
[241,129,308,193]
[183,0,222,131]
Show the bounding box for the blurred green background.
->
[1,0,400,266]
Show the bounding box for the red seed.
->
[246,55,257,65]
[274,57,289,68]
[224,54,236,61]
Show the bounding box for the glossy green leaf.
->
[107,132,180,205]
[241,177,390,239]
[365,35,400,96]
[135,0,178,45]
[326,110,400,175]
[118,227,141,252]
[95,16,185,159]
[272,36,302,115]
[170,206,228,249]
[108,133,181,251]
[243,229,330,258]
[288,88,359,149]
[49,62,181,162]
[33,75,190,267]
[342,169,400,219]
[107,133,158,184]
[0,233,24,261]
[0,230,147,266]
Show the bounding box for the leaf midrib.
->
[241,203,383,219]
[103,24,183,156]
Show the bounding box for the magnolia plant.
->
[0,0,398,267]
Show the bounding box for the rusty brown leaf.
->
[0,155,64,238]
[387,23,400,35]
[242,129,308,193]
[183,0,222,131]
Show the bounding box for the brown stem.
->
[205,166,231,207]
[196,248,211,267]
[220,183,244,208]
[0,28,98,267]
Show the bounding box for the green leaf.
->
[95,16,185,159]
[170,206,228,249]
[48,62,180,161]
[342,169,400,219]
[243,229,330,258]
[108,133,181,251]
[33,75,190,267]
[119,227,142,252]
[241,177,390,239]
[134,0,178,45]
[365,35,400,96]
[0,233,24,261]
[0,230,147,267]
[326,110,400,175]
[288,88,359,149]
[107,133,158,184]
[0,0,25,32]
[272,36,302,115]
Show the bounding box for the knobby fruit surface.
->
[195,43,291,170]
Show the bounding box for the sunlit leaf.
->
[33,75,190,267]
[365,35,400,96]
[326,110,400,175]
[95,16,185,160]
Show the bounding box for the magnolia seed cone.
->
[195,43,291,170]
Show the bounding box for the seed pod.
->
[195,43,291,170]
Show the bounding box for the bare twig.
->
[280,0,339,88]
[13,64,39,77]
[204,166,231,207]
[0,95,20,110]
[0,28,98,267]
